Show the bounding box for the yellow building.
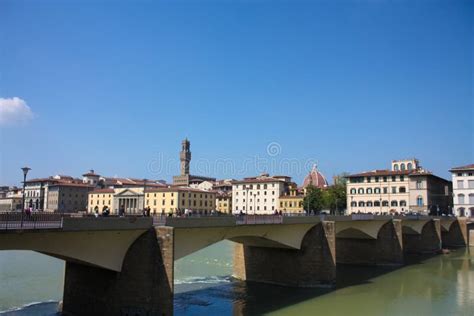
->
[279,194,304,214]
[88,186,217,215]
[279,183,304,214]
[88,188,115,213]
[216,191,232,214]
[146,187,216,215]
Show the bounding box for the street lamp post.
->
[21,167,31,228]
[21,167,31,213]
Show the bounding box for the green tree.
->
[303,185,324,214]
[324,183,347,214]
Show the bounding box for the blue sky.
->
[0,0,472,186]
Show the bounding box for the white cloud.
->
[0,97,34,127]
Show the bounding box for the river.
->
[0,241,473,315]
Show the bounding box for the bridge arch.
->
[173,223,321,260]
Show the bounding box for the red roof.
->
[450,164,474,171]
[302,165,328,188]
[232,177,286,185]
[145,187,216,194]
[89,188,115,194]
[346,170,413,178]
[49,183,94,188]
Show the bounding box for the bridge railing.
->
[236,215,283,225]
[0,212,64,230]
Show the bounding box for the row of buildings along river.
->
[1,139,473,217]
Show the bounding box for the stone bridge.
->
[0,214,468,316]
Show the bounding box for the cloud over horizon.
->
[0,97,34,127]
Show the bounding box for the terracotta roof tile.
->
[450,164,474,171]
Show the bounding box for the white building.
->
[450,164,474,217]
[232,174,291,215]
[346,159,452,215]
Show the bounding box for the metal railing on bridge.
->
[0,212,64,230]
[152,214,284,226]
[236,214,283,225]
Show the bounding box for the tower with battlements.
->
[173,138,216,186]
[180,138,191,176]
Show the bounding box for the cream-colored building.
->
[0,197,22,211]
[232,174,292,214]
[88,186,216,215]
[450,164,474,217]
[88,188,115,213]
[346,159,452,214]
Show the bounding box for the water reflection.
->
[175,249,473,316]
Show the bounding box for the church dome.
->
[302,164,328,189]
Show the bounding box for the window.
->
[351,202,357,207]
[366,201,373,207]
[392,176,396,182]
[407,163,413,170]
[457,173,462,176]
[358,201,365,207]
[400,163,406,171]
[350,188,356,194]
[391,200,398,207]
[400,176,404,181]
[375,177,379,182]
[374,188,381,194]
[468,180,474,189]
[358,188,364,194]
[400,200,407,207]
[399,187,406,193]
[383,187,388,194]
[382,200,389,207]
[374,201,380,207]
[458,194,465,204]
[394,164,399,171]
[416,181,423,189]
[417,196,423,207]
[457,180,464,189]
[367,177,371,183]
[366,188,372,194]
[392,187,397,194]
[469,194,474,205]
[383,176,387,182]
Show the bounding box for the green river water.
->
[0,241,473,315]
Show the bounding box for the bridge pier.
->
[62,227,174,316]
[441,218,468,248]
[403,219,441,254]
[233,221,336,287]
[336,220,403,266]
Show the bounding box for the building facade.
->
[46,183,93,212]
[88,186,216,215]
[216,191,232,213]
[232,174,292,214]
[23,175,81,211]
[346,159,452,215]
[450,164,474,217]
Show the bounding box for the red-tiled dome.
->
[302,164,328,189]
